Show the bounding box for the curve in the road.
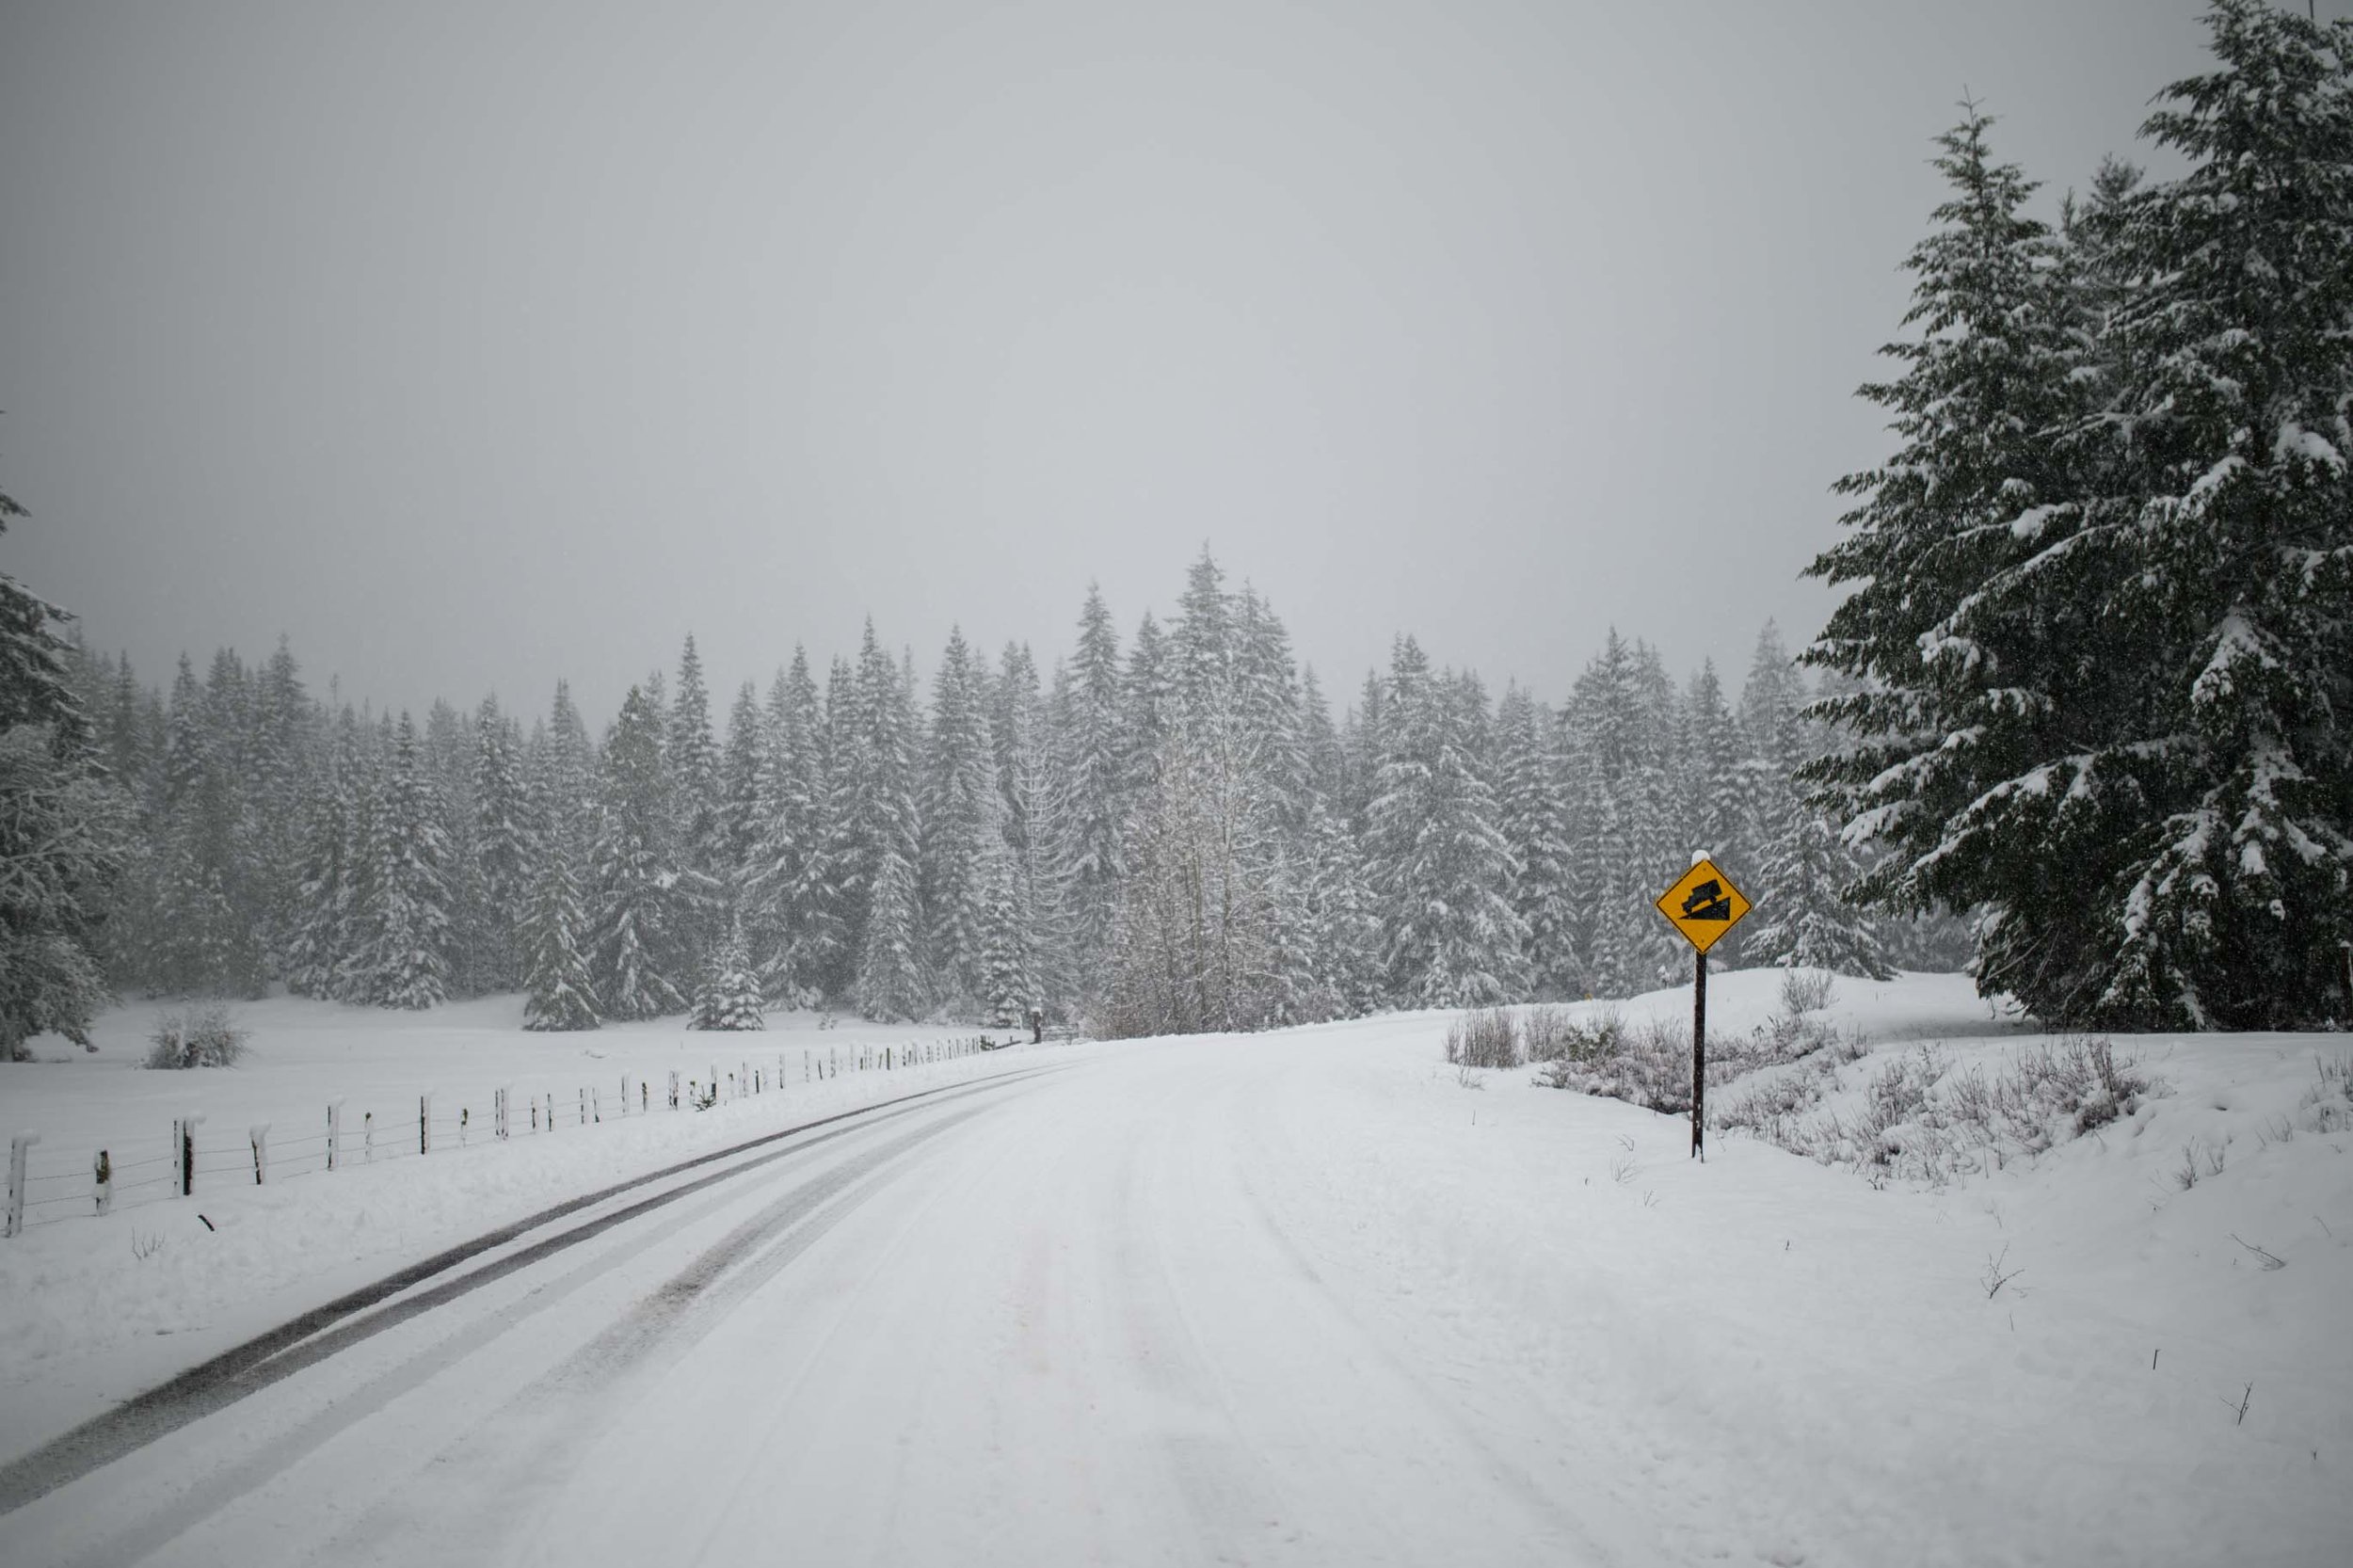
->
[0,1063,1067,1517]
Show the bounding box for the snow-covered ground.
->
[1,975,2347,1566]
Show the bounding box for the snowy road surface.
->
[4,1000,2348,1567]
[0,1041,1611,1567]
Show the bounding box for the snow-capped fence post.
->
[94,1149,113,1217]
[363,1111,375,1164]
[495,1087,509,1142]
[709,1064,718,1105]
[420,1095,431,1157]
[620,1075,629,1115]
[590,1086,600,1125]
[804,1049,810,1082]
[668,1070,680,1110]
[249,1125,269,1185]
[328,1100,344,1170]
[741,1060,749,1097]
[5,1134,37,1239]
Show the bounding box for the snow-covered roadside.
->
[0,995,1077,1464]
[1237,974,2353,1566]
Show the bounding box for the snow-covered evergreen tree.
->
[1364,640,1528,1007]
[665,634,724,978]
[1812,18,2353,1026]
[743,648,839,1003]
[1062,585,1126,995]
[850,623,930,1020]
[365,713,452,1008]
[469,697,530,994]
[1495,682,1575,996]
[920,628,1000,1006]
[689,916,766,1031]
[521,828,600,1032]
[0,472,120,1055]
[590,686,684,1019]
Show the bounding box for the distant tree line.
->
[28,546,1916,1042]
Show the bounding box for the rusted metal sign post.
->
[1654,855,1752,1161]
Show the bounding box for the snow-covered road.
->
[0,1041,1610,1567]
[4,999,2347,1567]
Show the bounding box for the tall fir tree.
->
[590,686,684,1019]
[366,713,453,1009]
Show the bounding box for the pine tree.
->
[1365,641,1528,1006]
[1,470,120,1053]
[521,830,600,1032]
[285,732,357,998]
[470,697,530,993]
[1496,683,1575,997]
[743,649,840,1003]
[920,628,1000,1006]
[1811,19,2353,1027]
[590,686,685,1019]
[666,634,725,977]
[1063,585,1126,995]
[363,714,451,1008]
[689,917,767,1031]
[850,623,930,1019]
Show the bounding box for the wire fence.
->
[4,1034,1007,1239]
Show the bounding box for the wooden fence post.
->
[5,1134,37,1239]
[420,1094,431,1157]
[250,1124,269,1185]
[328,1100,344,1171]
[668,1070,680,1110]
[94,1148,113,1216]
[180,1114,205,1195]
[363,1110,375,1164]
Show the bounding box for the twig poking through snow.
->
[2228,1234,2286,1271]
[1981,1242,2025,1299]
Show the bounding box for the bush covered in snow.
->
[1718,1034,2170,1186]
[1531,999,1866,1116]
[145,1004,248,1069]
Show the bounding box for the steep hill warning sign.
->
[1655,858,1751,954]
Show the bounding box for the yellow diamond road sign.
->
[1656,857,1751,953]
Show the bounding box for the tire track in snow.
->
[47,1090,1018,1568]
[0,1064,1065,1518]
[302,1098,1011,1568]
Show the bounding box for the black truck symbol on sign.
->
[1679,879,1734,922]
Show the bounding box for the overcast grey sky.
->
[3,0,2339,723]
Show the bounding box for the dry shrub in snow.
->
[1519,1004,1582,1064]
[1444,1009,1521,1070]
[1725,1034,2169,1187]
[2301,1052,2350,1134]
[1777,968,1837,1016]
[1539,999,1867,1120]
[146,1003,248,1069]
[1531,1014,1695,1112]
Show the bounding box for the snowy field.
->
[0,973,2347,1566]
